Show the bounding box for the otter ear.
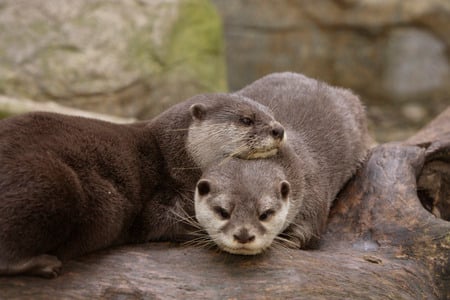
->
[190,103,207,121]
[197,179,212,196]
[280,180,291,200]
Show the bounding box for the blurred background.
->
[0,0,448,142]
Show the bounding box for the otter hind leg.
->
[0,255,62,278]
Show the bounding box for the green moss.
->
[125,0,227,92]
[127,25,166,75]
[0,111,11,119]
[166,0,227,91]
[126,0,227,91]
[30,20,51,35]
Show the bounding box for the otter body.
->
[195,72,371,254]
[0,93,284,277]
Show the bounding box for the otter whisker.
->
[218,141,251,166]
[208,137,248,166]
[175,190,194,203]
[230,142,251,156]
[169,205,202,230]
[218,153,235,166]
[185,229,209,237]
[169,191,206,236]
[184,233,211,241]
[183,234,217,250]
[183,235,210,245]
[172,215,202,230]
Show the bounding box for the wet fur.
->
[0,93,281,277]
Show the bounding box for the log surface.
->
[0,243,441,299]
[1,108,449,299]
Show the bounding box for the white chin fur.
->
[245,148,279,159]
[221,246,264,255]
[239,133,287,159]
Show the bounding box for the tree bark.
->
[1,108,449,300]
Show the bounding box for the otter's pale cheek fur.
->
[187,119,285,167]
[194,191,228,245]
[188,122,251,168]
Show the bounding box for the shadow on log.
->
[1,108,449,299]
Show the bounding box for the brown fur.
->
[195,72,372,252]
[0,93,283,277]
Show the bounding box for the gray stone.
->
[212,0,450,141]
[383,28,449,99]
[0,0,226,118]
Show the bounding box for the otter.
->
[194,72,372,254]
[0,93,285,277]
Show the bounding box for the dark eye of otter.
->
[239,117,254,126]
[259,209,275,221]
[213,206,230,220]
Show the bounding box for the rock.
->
[212,0,450,141]
[402,104,427,123]
[0,95,135,123]
[382,28,448,99]
[0,0,226,118]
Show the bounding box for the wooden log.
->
[0,108,448,299]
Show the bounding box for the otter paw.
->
[28,255,62,278]
[276,233,307,249]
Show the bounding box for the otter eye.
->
[259,209,275,221]
[197,179,211,196]
[213,206,230,220]
[239,117,254,126]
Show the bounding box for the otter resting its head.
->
[186,95,286,168]
[194,159,295,255]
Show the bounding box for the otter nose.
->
[271,126,284,140]
[233,228,255,244]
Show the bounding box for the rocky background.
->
[0,0,449,142]
[212,0,450,141]
[0,2,449,298]
[0,0,226,119]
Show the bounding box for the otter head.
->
[187,94,285,168]
[194,160,292,255]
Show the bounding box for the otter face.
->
[187,95,286,168]
[194,173,291,255]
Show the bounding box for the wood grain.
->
[1,108,449,300]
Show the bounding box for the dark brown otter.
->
[194,72,372,254]
[0,93,284,277]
